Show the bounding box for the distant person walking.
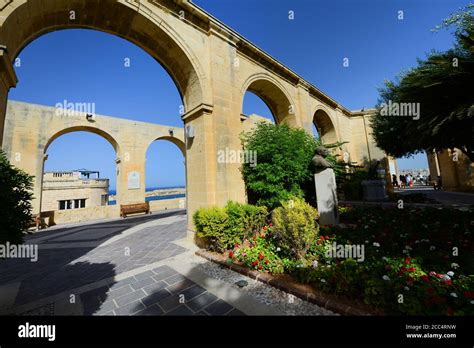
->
[434,175,443,190]
[392,174,399,188]
[399,174,406,189]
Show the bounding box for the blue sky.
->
[9,0,468,188]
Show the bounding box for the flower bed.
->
[195,202,474,315]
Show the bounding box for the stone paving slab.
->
[0,212,243,316]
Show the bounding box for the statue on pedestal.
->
[312,146,339,226]
[312,146,334,171]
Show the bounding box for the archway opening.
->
[313,109,338,145]
[242,91,275,124]
[242,78,295,125]
[6,27,193,222]
[42,131,116,215]
[145,139,186,212]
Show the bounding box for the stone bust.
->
[312,146,334,171]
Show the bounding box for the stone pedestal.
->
[361,179,388,201]
[314,168,339,226]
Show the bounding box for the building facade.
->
[41,170,109,212]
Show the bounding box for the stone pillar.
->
[0,45,18,148]
[2,104,44,214]
[314,168,339,226]
[182,103,218,233]
[116,143,146,205]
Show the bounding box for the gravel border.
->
[196,249,373,316]
[191,253,337,316]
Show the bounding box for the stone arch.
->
[145,136,186,158]
[313,107,339,144]
[44,126,120,155]
[0,0,209,112]
[241,73,297,125]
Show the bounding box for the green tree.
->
[371,5,474,161]
[0,150,34,244]
[241,123,317,208]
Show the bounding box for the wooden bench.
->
[28,211,56,231]
[120,202,151,218]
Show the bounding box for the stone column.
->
[182,103,218,233]
[115,142,146,206]
[0,45,18,148]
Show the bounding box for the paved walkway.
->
[1,210,321,316]
[396,187,474,206]
[0,211,250,316]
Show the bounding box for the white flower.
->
[276,247,281,252]
[320,278,326,283]
[402,249,408,254]
[471,300,474,305]
[405,245,412,251]
[441,274,451,281]
[365,240,369,244]
[429,246,436,251]
[404,286,410,291]
[447,271,454,277]
[364,225,369,229]
[450,292,458,298]
[382,275,390,281]
[382,257,388,261]
[415,240,420,244]
[312,261,318,268]
[373,242,380,247]
[451,263,459,269]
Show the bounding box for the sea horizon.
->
[109,185,185,196]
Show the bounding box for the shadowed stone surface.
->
[0,213,242,316]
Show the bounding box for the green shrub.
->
[340,169,368,200]
[193,207,229,252]
[271,197,319,260]
[193,201,268,253]
[0,150,34,244]
[225,201,267,241]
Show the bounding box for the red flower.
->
[442,279,453,286]
[269,223,273,227]
[400,266,407,272]
[258,253,265,260]
[258,265,263,270]
[263,226,267,231]
[408,267,416,272]
[324,235,330,240]
[405,257,412,264]
[252,260,258,266]
[228,251,234,258]
[265,259,270,264]
[420,275,429,283]
[316,240,321,245]
[463,291,474,299]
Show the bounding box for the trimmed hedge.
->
[193,201,267,253]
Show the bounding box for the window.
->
[58,199,85,210]
[74,199,86,209]
[101,194,108,206]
